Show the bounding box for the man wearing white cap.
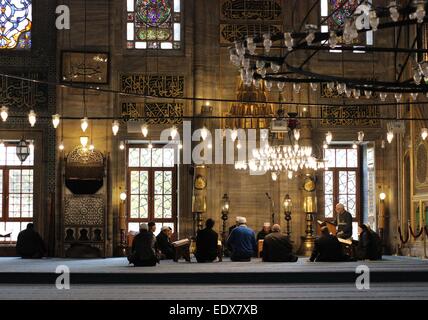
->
[256,222,272,241]
[227,217,257,262]
[156,225,174,259]
[127,223,158,267]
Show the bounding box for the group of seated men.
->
[127,223,176,266]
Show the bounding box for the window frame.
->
[0,142,34,242]
[125,0,183,52]
[125,144,178,235]
[323,145,361,226]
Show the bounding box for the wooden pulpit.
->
[316,220,337,235]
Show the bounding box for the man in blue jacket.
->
[227,216,257,261]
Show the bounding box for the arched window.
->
[320,0,372,53]
[126,0,182,50]
[0,0,32,50]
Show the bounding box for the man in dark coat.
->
[156,225,174,259]
[256,222,272,241]
[262,224,298,262]
[357,224,382,260]
[128,223,158,267]
[335,203,353,239]
[310,226,350,262]
[16,223,46,259]
[195,218,218,263]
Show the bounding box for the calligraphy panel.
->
[120,74,184,98]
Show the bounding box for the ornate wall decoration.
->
[0,73,48,110]
[416,142,428,185]
[121,102,183,124]
[220,0,282,44]
[61,52,109,84]
[120,74,184,98]
[320,106,380,127]
[220,0,281,20]
[220,24,282,44]
[67,147,104,166]
[64,195,105,226]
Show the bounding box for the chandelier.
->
[235,111,326,179]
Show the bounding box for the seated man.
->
[357,224,382,260]
[227,217,257,262]
[309,226,350,262]
[156,226,174,259]
[16,223,46,259]
[335,203,353,239]
[257,222,272,241]
[262,224,298,262]
[128,223,158,267]
[195,218,218,263]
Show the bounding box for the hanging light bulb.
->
[329,31,338,49]
[421,128,428,140]
[310,82,318,92]
[52,114,61,129]
[364,90,372,99]
[231,128,238,142]
[358,131,365,143]
[236,141,242,149]
[411,92,419,100]
[284,32,294,51]
[89,144,95,151]
[246,36,256,54]
[387,131,394,144]
[201,126,208,141]
[415,3,426,23]
[379,92,387,101]
[389,1,399,22]
[323,141,328,149]
[28,110,36,127]
[170,126,178,139]
[264,80,273,91]
[369,10,379,31]
[414,70,422,85]
[178,142,183,150]
[345,87,352,98]
[59,142,65,151]
[353,89,360,99]
[0,139,4,148]
[288,171,293,179]
[394,92,402,102]
[277,82,285,91]
[271,172,278,181]
[141,123,149,137]
[326,131,333,144]
[148,142,153,149]
[112,120,120,136]
[381,140,386,149]
[293,128,300,141]
[305,31,315,46]
[80,117,89,132]
[263,33,272,53]
[207,141,213,149]
[80,136,89,147]
[119,141,125,150]
[352,142,358,149]
[293,83,301,93]
[270,63,280,73]
[0,106,8,122]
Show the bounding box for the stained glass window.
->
[126,0,182,49]
[0,0,32,50]
[320,0,372,52]
[127,145,177,237]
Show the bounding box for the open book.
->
[316,220,337,235]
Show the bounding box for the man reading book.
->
[335,203,353,239]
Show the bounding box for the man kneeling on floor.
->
[262,224,298,262]
[309,226,351,262]
[227,216,257,262]
[128,223,159,267]
[16,223,46,259]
